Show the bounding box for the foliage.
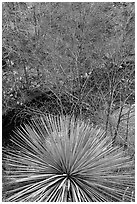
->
[2,2,135,112]
[2,4,135,198]
[3,115,135,202]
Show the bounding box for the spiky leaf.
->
[3,115,135,202]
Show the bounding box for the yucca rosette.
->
[3,115,135,202]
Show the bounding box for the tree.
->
[2,2,135,144]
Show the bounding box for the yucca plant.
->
[3,114,135,202]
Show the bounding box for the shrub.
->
[3,115,135,202]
